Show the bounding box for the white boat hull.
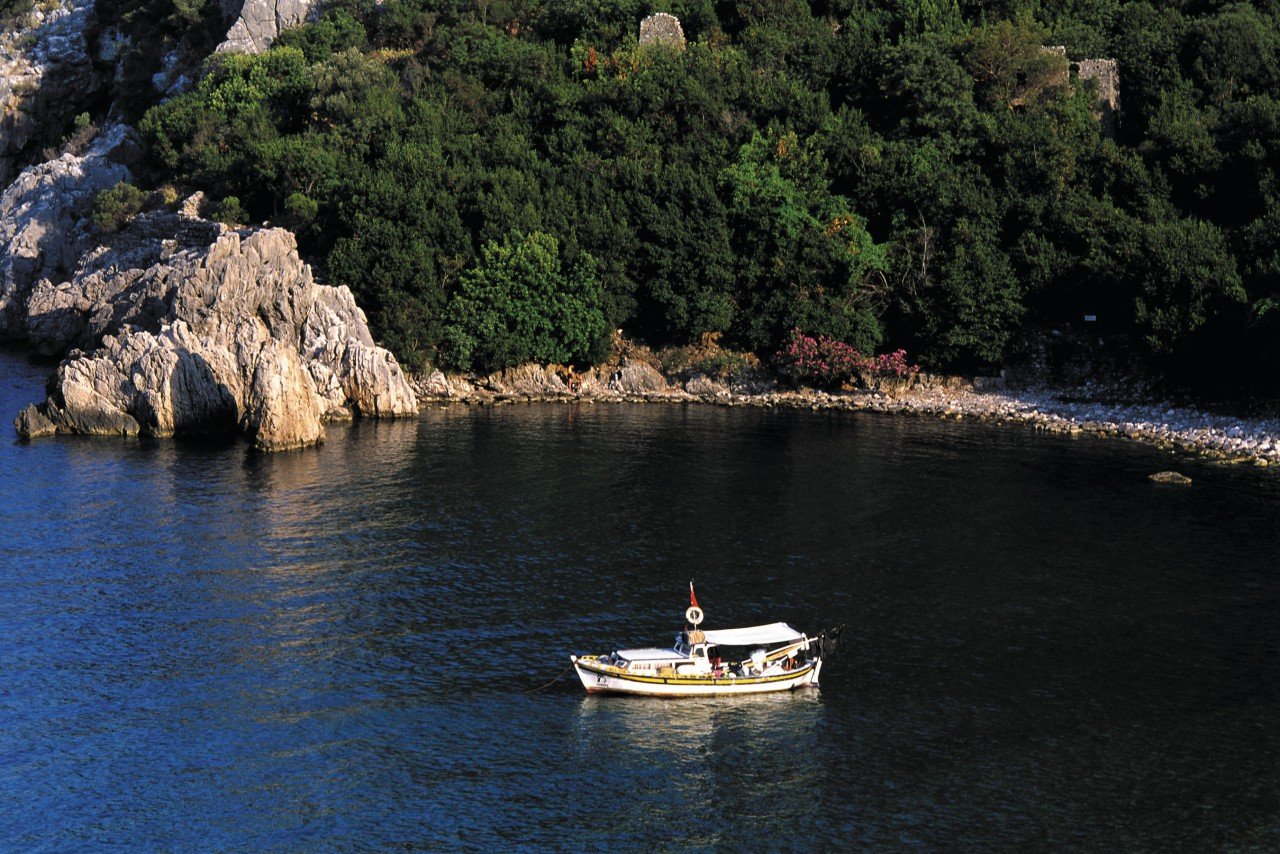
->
[571,656,822,697]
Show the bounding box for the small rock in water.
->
[1149,471,1192,485]
[13,403,56,439]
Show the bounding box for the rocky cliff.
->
[14,212,417,450]
[1,0,412,450]
[0,0,103,186]
[216,0,317,54]
[0,59,412,451]
[0,123,135,340]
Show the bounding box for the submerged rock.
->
[1149,471,1192,485]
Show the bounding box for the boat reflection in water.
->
[566,691,830,845]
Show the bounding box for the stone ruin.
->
[639,13,685,49]
[1044,46,1121,136]
[1076,58,1120,135]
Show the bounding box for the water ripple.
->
[2,354,1279,849]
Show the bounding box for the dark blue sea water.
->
[2,347,1279,850]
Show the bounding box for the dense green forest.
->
[130,0,1280,391]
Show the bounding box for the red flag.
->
[689,581,699,609]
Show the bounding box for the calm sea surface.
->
[2,347,1278,850]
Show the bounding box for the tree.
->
[964,16,1065,112]
[722,131,887,352]
[440,231,607,371]
[896,215,1024,370]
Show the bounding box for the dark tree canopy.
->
[130,0,1280,391]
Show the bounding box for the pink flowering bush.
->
[774,330,918,388]
[864,349,917,378]
[774,329,863,387]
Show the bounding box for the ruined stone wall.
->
[1076,58,1120,136]
[639,13,685,49]
[1040,46,1121,137]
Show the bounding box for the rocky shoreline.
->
[1,126,417,451]
[3,0,1272,465]
[2,0,422,452]
[410,362,1280,470]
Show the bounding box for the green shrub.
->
[125,1,1280,393]
[154,185,181,207]
[213,196,247,225]
[440,232,607,373]
[282,192,319,232]
[692,351,751,380]
[0,0,30,22]
[92,182,146,233]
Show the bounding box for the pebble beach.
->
[414,366,1280,469]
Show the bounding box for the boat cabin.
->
[598,622,810,678]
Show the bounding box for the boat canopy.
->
[617,647,689,661]
[701,623,805,647]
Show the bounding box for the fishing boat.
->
[569,584,842,697]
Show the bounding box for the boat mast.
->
[686,580,705,643]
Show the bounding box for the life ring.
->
[685,606,704,626]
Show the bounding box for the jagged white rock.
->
[216,0,316,54]
[609,361,669,394]
[15,205,417,450]
[0,123,134,339]
[0,0,101,185]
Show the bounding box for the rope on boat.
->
[525,664,574,693]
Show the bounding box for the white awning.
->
[701,623,805,647]
[617,647,687,661]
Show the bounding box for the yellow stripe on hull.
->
[571,657,821,696]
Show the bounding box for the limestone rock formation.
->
[417,370,455,398]
[0,123,135,341]
[217,0,317,54]
[609,360,669,394]
[484,364,571,397]
[41,324,234,437]
[13,403,55,438]
[0,1,411,452]
[0,0,103,186]
[243,337,323,450]
[685,374,728,397]
[14,212,417,450]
